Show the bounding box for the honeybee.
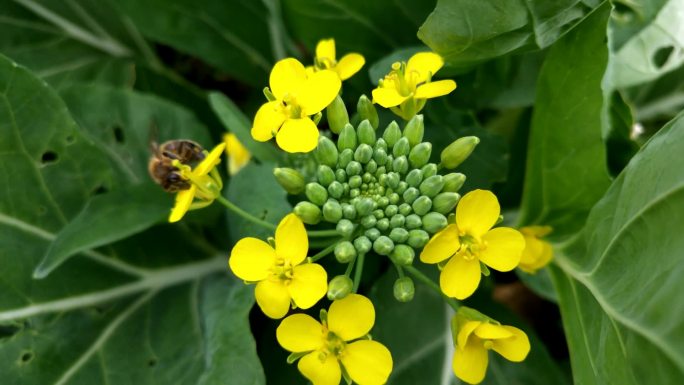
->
[148,140,206,192]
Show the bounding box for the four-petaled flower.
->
[420,189,525,299]
[518,226,553,274]
[229,213,327,319]
[251,58,341,153]
[169,143,225,223]
[372,52,456,120]
[311,38,365,81]
[277,294,393,385]
[223,133,251,175]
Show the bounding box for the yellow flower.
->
[277,294,393,385]
[251,58,341,153]
[518,226,553,273]
[223,133,251,175]
[229,213,327,319]
[420,189,525,300]
[311,38,365,80]
[452,317,530,384]
[168,143,225,223]
[372,52,456,120]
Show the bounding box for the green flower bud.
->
[373,236,395,256]
[316,165,336,187]
[405,214,422,229]
[349,188,360,198]
[355,197,375,216]
[392,155,409,174]
[383,121,401,147]
[406,169,423,187]
[388,192,400,205]
[354,236,372,254]
[338,123,358,151]
[422,212,448,233]
[396,181,408,195]
[342,203,357,219]
[373,150,388,168]
[387,172,400,189]
[407,229,430,248]
[403,114,424,146]
[358,95,379,129]
[361,214,377,229]
[294,201,322,225]
[403,187,420,204]
[393,276,415,302]
[443,173,467,193]
[374,138,388,152]
[305,183,328,206]
[323,199,343,223]
[389,228,409,244]
[354,143,373,164]
[335,241,357,263]
[385,154,394,168]
[391,244,414,265]
[335,169,347,183]
[315,136,338,167]
[390,214,405,228]
[385,204,398,217]
[408,143,432,168]
[346,161,362,176]
[327,275,353,300]
[392,137,411,157]
[273,167,305,195]
[365,228,381,241]
[433,192,461,215]
[421,163,438,178]
[376,218,390,231]
[328,181,344,199]
[336,219,355,238]
[441,136,480,169]
[373,209,384,219]
[348,175,362,188]
[366,160,378,174]
[326,94,349,134]
[412,196,432,216]
[357,119,376,145]
[362,172,373,183]
[338,148,353,168]
[419,175,445,198]
[375,166,387,179]
[377,196,389,208]
[398,203,412,216]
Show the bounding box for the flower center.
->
[483,340,494,350]
[281,93,304,119]
[459,234,486,260]
[324,330,346,357]
[316,57,337,70]
[271,257,295,283]
[386,61,414,97]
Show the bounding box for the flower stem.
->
[309,241,339,262]
[403,265,460,311]
[215,196,277,231]
[352,253,365,292]
[307,229,340,238]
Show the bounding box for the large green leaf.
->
[551,111,684,384]
[518,4,612,235]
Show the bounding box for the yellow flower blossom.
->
[372,52,456,120]
[310,38,365,80]
[277,294,393,385]
[452,316,530,384]
[229,213,327,319]
[223,133,251,175]
[420,189,525,300]
[518,226,553,273]
[251,58,341,153]
[168,143,225,223]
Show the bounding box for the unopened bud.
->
[373,236,395,256]
[442,173,466,192]
[387,172,400,189]
[294,201,322,225]
[373,148,388,165]
[419,175,445,198]
[317,165,336,187]
[336,219,355,238]
[361,214,377,229]
[432,192,460,215]
[391,244,414,265]
[365,228,381,241]
[315,136,338,167]
[407,229,430,248]
[421,163,438,178]
[346,161,362,176]
[334,241,356,263]
[392,155,409,174]
[409,143,432,168]
[389,228,409,244]
[326,94,349,134]
[273,168,305,194]
[392,137,410,157]
[342,203,357,219]
[354,143,373,164]
[412,196,433,216]
[441,136,480,169]
[406,169,423,187]
[422,212,448,233]
[354,197,375,216]
[403,187,420,204]
[383,121,401,147]
[405,214,422,229]
[403,114,424,146]
[398,203,412,216]
[357,119,376,145]
[390,214,405,228]
[327,275,353,300]
[337,123,357,151]
[323,199,343,223]
[393,277,415,302]
[305,183,328,206]
[376,218,390,231]
[358,95,379,129]
[354,236,372,254]
[328,181,344,199]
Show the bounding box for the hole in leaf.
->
[147,358,157,367]
[653,46,674,69]
[40,151,58,164]
[113,125,125,143]
[20,351,34,363]
[92,185,109,196]
[612,2,635,19]
[64,135,75,145]
[0,324,21,339]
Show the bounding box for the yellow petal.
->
[440,255,481,300]
[456,189,500,238]
[457,320,482,349]
[491,326,530,362]
[420,224,460,264]
[275,213,309,265]
[414,80,457,99]
[340,340,393,385]
[519,234,544,267]
[276,313,325,353]
[372,87,408,108]
[270,58,307,99]
[168,185,196,223]
[223,133,251,175]
[255,279,291,319]
[288,263,328,309]
[479,227,525,272]
[327,294,375,341]
[406,52,444,83]
[473,323,514,340]
[335,53,365,80]
[452,337,489,385]
[276,118,319,153]
[193,143,226,176]
[520,225,552,237]
[316,38,336,61]
[298,70,341,115]
[252,101,286,142]
[228,237,276,281]
[298,351,342,385]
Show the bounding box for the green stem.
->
[394,263,405,278]
[309,241,339,262]
[307,229,340,238]
[215,196,277,231]
[403,265,460,311]
[352,253,365,292]
[345,258,356,276]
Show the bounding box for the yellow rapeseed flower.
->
[251,58,341,153]
[372,52,456,120]
[168,143,225,223]
[223,133,251,175]
[452,315,530,384]
[277,294,393,385]
[420,190,525,300]
[518,226,553,273]
[311,38,365,80]
[229,213,327,319]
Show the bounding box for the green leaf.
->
[551,111,684,384]
[209,92,281,164]
[519,4,612,235]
